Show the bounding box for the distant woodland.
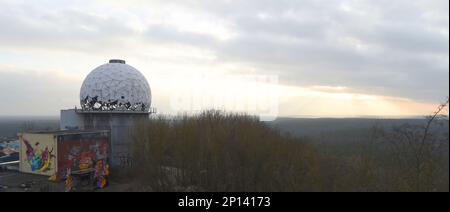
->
[1,102,448,192]
[125,102,448,192]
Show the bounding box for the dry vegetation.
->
[129,111,319,192]
[126,100,448,192]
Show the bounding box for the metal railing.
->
[0,161,19,166]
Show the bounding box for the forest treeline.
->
[125,102,449,192]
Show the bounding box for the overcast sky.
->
[0,0,448,117]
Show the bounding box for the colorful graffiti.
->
[94,160,110,188]
[0,140,19,163]
[58,137,109,190]
[23,139,55,172]
[65,171,74,192]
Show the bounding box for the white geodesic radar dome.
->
[80,59,151,112]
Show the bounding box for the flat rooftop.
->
[20,129,109,136]
[76,110,150,114]
[61,107,156,114]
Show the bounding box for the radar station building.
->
[60,59,155,167]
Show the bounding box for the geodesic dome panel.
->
[80,60,151,112]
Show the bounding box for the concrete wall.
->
[19,133,57,176]
[60,109,84,130]
[56,132,109,179]
[81,113,148,167]
[60,110,149,167]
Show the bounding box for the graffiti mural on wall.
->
[59,140,108,174]
[58,138,109,190]
[23,139,55,173]
[0,140,19,163]
[94,159,110,188]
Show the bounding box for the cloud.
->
[0,0,139,53]
[0,66,81,116]
[0,0,448,116]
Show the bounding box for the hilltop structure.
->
[60,59,155,167]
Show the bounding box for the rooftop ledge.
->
[73,107,157,114]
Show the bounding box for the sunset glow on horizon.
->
[0,0,448,118]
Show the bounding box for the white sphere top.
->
[80,59,151,112]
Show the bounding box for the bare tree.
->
[384,97,449,191]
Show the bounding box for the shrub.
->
[130,111,319,192]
